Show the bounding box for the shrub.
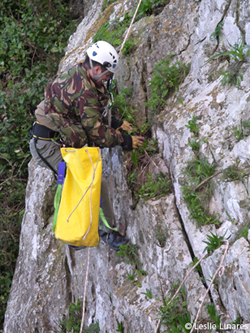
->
[0,0,77,328]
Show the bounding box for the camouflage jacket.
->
[44,63,125,148]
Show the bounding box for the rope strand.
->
[119,0,143,56]
[80,247,91,333]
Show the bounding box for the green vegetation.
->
[93,13,135,55]
[206,38,250,63]
[111,86,137,129]
[202,232,228,254]
[116,320,124,333]
[138,172,170,200]
[189,257,202,275]
[58,299,100,333]
[206,37,250,87]
[185,116,200,136]
[146,54,190,113]
[141,288,153,300]
[136,0,169,19]
[0,0,77,328]
[221,66,243,87]
[182,116,221,226]
[102,0,117,11]
[117,242,142,268]
[155,222,169,247]
[206,304,220,329]
[117,243,148,285]
[158,285,191,332]
[210,22,224,41]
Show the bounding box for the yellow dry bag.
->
[54,147,102,247]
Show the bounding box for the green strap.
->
[52,183,62,233]
[99,207,118,231]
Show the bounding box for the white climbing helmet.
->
[87,41,119,75]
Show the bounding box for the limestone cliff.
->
[4,0,250,332]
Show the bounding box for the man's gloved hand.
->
[131,136,144,149]
[120,120,133,132]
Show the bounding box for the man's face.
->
[94,66,112,84]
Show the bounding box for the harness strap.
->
[32,121,59,140]
[33,137,58,174]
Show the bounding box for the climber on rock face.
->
[29,40,144,251]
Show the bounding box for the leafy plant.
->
[155,222,169,247]
[138,172,170,200]
[186,116,199,136]
[181,154,220,226]
[189,257,202,275]
[126,274,136,281]
[135,0,169,19]
[111,86,137,128]
[116,320,124,333]
[206,37,250,63]
[210,22,224,41]
[223,164,245,181]
[189,139,200,152]
[141,288,153,300]
[116,242,142,269]
[58,299,100,333]
[207,304,220,329]
[202,232,228,254]
[159,286,191,333]
[146,54,190,112]
[233,126,244,141]
[221,68,243,87]
[102,0,117,11]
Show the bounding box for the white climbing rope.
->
[118,0,143,56]
[80,247,91,333]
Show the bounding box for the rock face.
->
[4,0,250,332]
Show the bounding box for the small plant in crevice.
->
[126,138,172,207]
[117,243,148,288]
[202,231,229,255]
[206,304,220,329]
[206,37,250,64]
[210,21,224,41]
[155,222,169,247]
[146,53,190,113]
[205,37,250,87]
[137,172,170,200]
[158,285,191,333]
[58,299,100,333]
[135,0,170,19]
[188,139,200,152]
[222,164,246,181]
[186,115,200,136]
[102,0,117,11]
[189,257,202,275]
[141,288,153,300]
[116,320,124,333]
[220,65,243,87]
[116,242,142,269]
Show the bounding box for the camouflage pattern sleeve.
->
[44,64,124,148]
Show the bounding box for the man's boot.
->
[99,230,129,251]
